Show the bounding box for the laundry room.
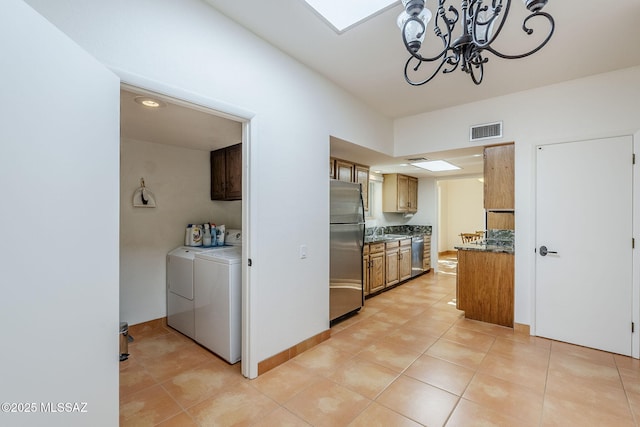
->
[119,87,243,326]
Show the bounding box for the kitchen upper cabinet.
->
[484,143,514,210]
[364,243,385,295]
[487,211,515,230]
[408,176,418,212]
[335,159,354,182]
[211,143,242,201]
[382,173,418,213]
[330,157,369,211]
[355,165,369,212]
[457,249,514,327]
[399,239,412,282]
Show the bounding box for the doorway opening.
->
[119,83,254,377]
[436,176,485,261]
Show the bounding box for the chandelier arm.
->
[442,51,461,74]
[408,3,458,63]
[468,48,486,85]
[404,54,453,86]
[485,12,555,60]
[470,61,484,85]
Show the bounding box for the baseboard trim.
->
[514,323,530,336]
[258,329,331,376]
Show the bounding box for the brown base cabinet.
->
[423,235,432,272]
[399,239,412,282]
[456,250,514,327]
[364,237,424,298]
[385,241,400,288]
[364,243,385,295]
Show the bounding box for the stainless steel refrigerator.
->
[330,179,365,322]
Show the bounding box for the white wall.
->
[26,0,394,376]
[394,66,640,326]
[120,138,241,325]
[438,178,485,252]
[1,1,119,425]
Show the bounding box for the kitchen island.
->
[455,238,514,328]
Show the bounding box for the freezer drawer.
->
[329,223,364,321]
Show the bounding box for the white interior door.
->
[1,1,120,425]
[535,136,633,355]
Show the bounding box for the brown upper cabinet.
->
[330,157,369,211]
[335,159,354,182]
[211,143,242,201]
[382,173,418,213]
[355,165,369,211]
[484,143,514,210]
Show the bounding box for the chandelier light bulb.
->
[524,0,548,12]
[398,8,432,53]
[401,0,425,16]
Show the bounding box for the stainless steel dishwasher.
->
[411,236,424,277]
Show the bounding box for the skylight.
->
[412,160,461,172]
[303,0,397,33]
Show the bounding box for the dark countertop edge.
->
[455,244,514,254]
[365,232,431,244]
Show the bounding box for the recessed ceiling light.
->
[302,0,397,33]
[134,96,166,108]
[412,160,461,172]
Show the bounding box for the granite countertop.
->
[364,235,412,244]
[455,242,514,254]
[364,225,432,244]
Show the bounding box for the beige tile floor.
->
[120,255,640,426]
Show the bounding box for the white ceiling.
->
[121,1,640,179]
[203,0,640,118]
[120,88,242,152]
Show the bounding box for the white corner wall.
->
[120,138,241,325]
[394,66,640,326]
[26,0,394,375]
[1,1,120,425]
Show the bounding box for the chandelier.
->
[397,0,555,85]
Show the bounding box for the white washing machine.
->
[194,245,242,363]
[166,246,212,339]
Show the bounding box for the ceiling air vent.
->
[406,157,428,162]
[470,121,503,142]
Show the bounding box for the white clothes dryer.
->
[194,246,242,363]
